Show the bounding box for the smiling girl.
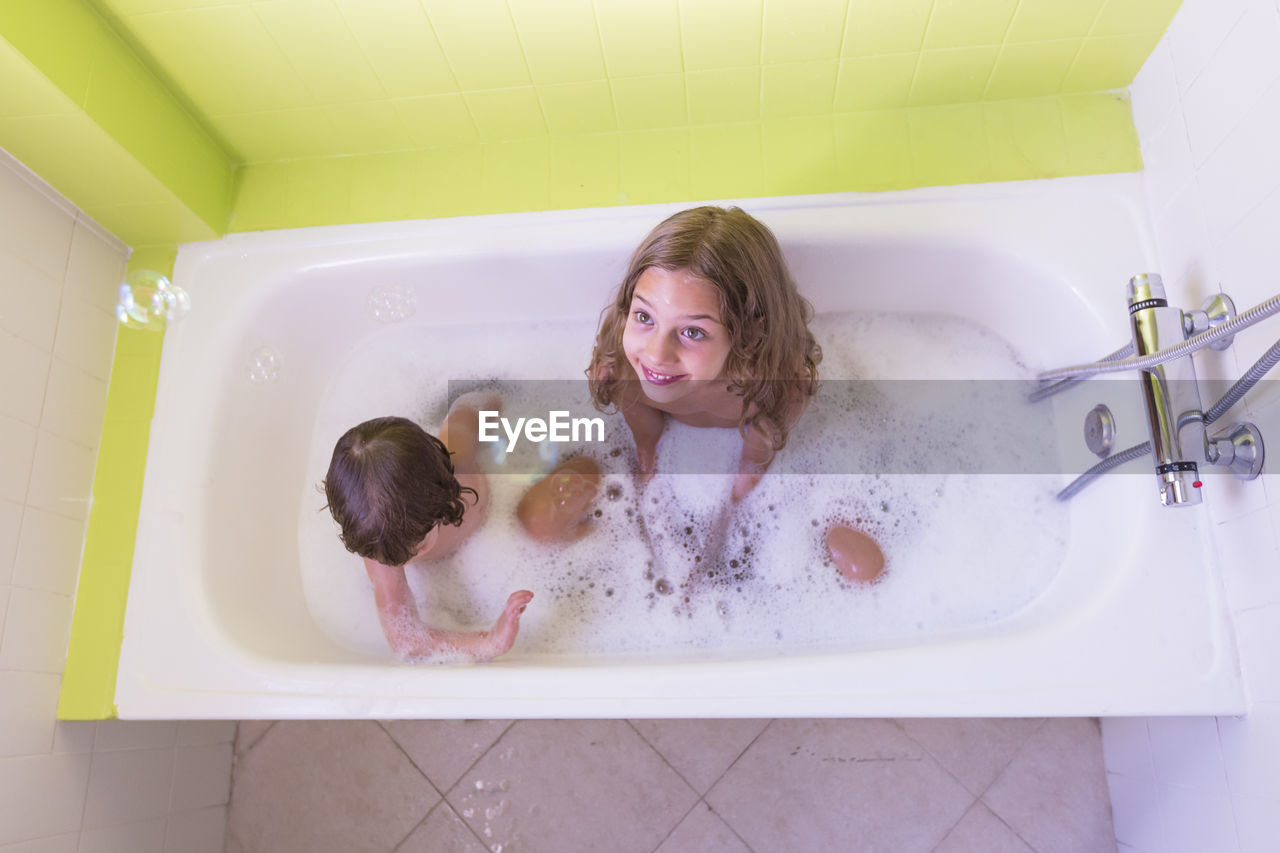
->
[588,206,822,502]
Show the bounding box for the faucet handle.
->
[1205,422,1265,480]
[1182,293,1236,349]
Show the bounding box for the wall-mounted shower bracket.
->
[1205,422,1265,480]
[1182,293,1237,349]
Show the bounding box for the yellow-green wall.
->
[2,0,1182,718]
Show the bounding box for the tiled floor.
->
[225,717,1116,853]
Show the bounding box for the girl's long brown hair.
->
[587,206,821,450]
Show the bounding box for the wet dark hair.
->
[323,416,476,567]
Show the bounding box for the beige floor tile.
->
[233,721,274,757]
[382,720,513,791]
[706,718,974,853]
[654,803,752,853]
[897,718,1044,795]
[983,718,1116,853]
[397,803,487,853]
[228,721,438,853]
[447,719,698,853]
[629,718,769,793]
[934,802,1033,853]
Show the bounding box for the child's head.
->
[588,206,821,446]
[324,416,474,567]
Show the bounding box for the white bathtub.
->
[115,174,1247,718]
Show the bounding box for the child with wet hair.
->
[588,205,822,501]
[324,397,533,662]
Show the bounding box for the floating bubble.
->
[367,284,416,323]
[116,269,190,330]
[247,347,281,383]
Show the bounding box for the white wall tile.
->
[169,744,232,812]
[51,722,98,755]
[0,587,72,673]
[51,299,116,384]
[0,251,62,351]
[1148,717,1230,791]
[0,753,92,846]
[1231,790,1280,853]
[0,331,53,426]
[1213,510,1280,612]
[162,806,227,853]
[1138,110,1194,218]
[25,431,95,523]
[1180,6,1280,165]
[1152,180,1216,297]
[0,584,9,651]
[1130,39,1180,141]
[93,722,176,753]
[1233,605,1280,703]
[62,222,126,318]
[39,360,108,450]
[1167,0,1248,92]
[0,671,60,757]
[12,508,88,597]
[82,749,174,830]
[0,161,76,281]
[1196,79,1280,244]
[1107,771,1168,852]
[0,499,21,583]
[1157,781,1240,853]
[1102,718,1156,782]
[77,820,165,853]
[0,834,80,853]
[0,415,37,505]
[1219,704,1280,798]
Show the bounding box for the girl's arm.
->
[731,390,811,502]
[620,395,666,479]
[364,558,532,662]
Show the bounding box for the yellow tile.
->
[347,150,422,222]
[690,124,762,200]
[909,104,991,187]
[228,162,289,232]
[286,158,354,226]
[425,0,530,91]
[465,87,545,142]
[619,128,692,204]
[910,46,1000,107]
[984,98,1068,181]
[1006,0,1106,42]
[843,0,933,56]
[101,351,161,424]
[986,40,1081,100]
[594,0,682,77]
[680,0,763,70]
[322,101,415,154]
[1091,0,1183,37]
[1060,92,1141,174]
[762,0,847,63]
[0,43,78,117]
[687,68,761,125]
[394,94,479,147]
[217,108,336,162]
[89,200,219,246]
[539,80,616,135]
[761,61,838,119]
[1064,33,1162,92]
[253,0,386,103]
[761,116,837,196]
[0,0,104,105]
[336,0,457,97]
[834,110,914,190]
[126,6,312,115]
[508,0,606,84]
[923,0,1019,49]
[415,144,486,218]
[834,54,917,111]
[551,135,621,209]
[482,137,551,213]
[612,75,687,131]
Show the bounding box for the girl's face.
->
[621,267,732,405]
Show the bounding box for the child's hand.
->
[731,471,763,502]
[487,590,534,656]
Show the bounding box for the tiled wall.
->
[0,149,230,852]
[1103,0,1280,851]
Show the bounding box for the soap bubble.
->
[248,347,281,383]
[116,269,190,330]
[367,284,416,323]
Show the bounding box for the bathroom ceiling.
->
[90,0,1181,166]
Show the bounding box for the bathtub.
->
[114,174,1247,718]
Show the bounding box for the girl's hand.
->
[487,590,534,657]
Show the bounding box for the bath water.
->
[298,311,1069,660]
